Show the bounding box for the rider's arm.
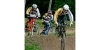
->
[67,9,74,23]
[42,13,48,22]
[51,15,53,21]
[36,8,41,17]
[54,8,63,23]
[26,7,32,15]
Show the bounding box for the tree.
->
[25,0,75,21]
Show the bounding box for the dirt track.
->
[26,36,75,50]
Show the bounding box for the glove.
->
[70,22,73,27]
[55,22,58,27]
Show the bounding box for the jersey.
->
[54,8,73,23]
[42,13,53,22]
[26,7,40,17]
[29,10,37,18]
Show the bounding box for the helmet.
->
[48,10,52,14]
[32,4,37,8]
[63,4,69,10]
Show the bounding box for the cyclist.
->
[41,10,53,35]
[54,4,74,36]
[26,4,41,32]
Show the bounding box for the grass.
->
[25,39,42,50]
[67,33,75,36]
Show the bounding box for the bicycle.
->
[57,20,66,50]
[40,21,55,35]
[25,16,40,36]
[32,20,40,35]
[48,25,55,33]
[48,21,56,34]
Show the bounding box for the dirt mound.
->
[26,36,75,50]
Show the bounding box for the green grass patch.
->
[36,19,43,27]
[67,33,75,36]
[49,33,58,36]
[25,39,42,50]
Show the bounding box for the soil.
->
[25,36,75,50]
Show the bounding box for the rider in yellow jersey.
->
[26,4,40,32]
[54,4,74,36]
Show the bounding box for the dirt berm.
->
[26,36,75,50]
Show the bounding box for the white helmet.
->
[63,4,69,10]
[32,4,37,8]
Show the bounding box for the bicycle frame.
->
[58,20,66,50]
[26,16,39,36]
[58,20,65,36]
[32,18,40,35]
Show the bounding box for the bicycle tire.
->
[61,33,65,50]
[31,24,39,35]
[49,26,55,34]
[48,27,52,35]
[35,24,40,35]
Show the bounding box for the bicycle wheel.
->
[32,24,40,35]
[48,27,52,35]
[61,33,65,50]
[49,26,55,34]
[35,24,40,35]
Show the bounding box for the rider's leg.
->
[56,16,62,36]
[45,22,50,35]
[32,18,37,32]
[42,21,50,35]
[45,25,50,35]
[27,19,32,31]
[26,17,33,35]
[31,18,35,26]
[27,25,32,35]
[62,15,67,36]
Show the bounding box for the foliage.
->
[25,0,75,21]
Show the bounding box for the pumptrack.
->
[25,35,75,50]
